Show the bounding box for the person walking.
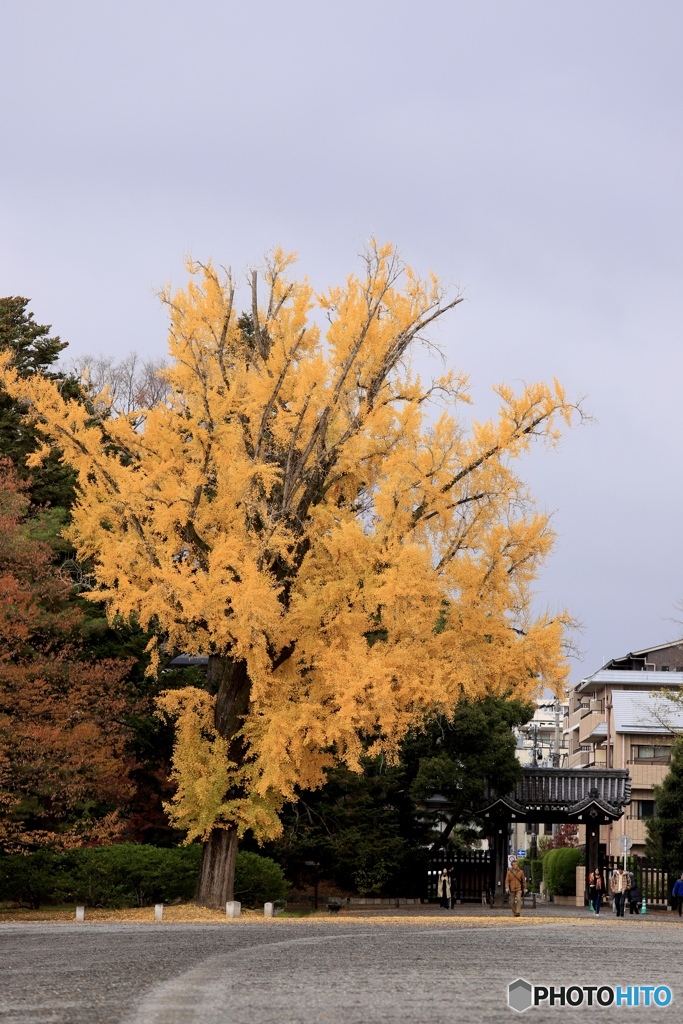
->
[628,876,643,915]
[448,866,458,909]
[610,865,630,917]
[437,867,451,909]
[505,858,526,918]
[588,868,604,916]
[671,873,683,916]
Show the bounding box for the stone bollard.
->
[75,906,85,922]
[154,904,163,922]
[226,901,241,919]
[264,902,274,918]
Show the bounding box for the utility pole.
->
[605,692,613,856]
[525,722,541,860]
[552,699,562,768]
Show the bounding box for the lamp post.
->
[304,861,320,910]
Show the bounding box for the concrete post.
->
[75,906,85,922]
[264,902,274,918]
[225,901,241,919]
[154,904,163,922]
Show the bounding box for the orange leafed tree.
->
[0,243,578,903]
[0,462,135,851]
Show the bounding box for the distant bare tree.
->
[67,352,169,417]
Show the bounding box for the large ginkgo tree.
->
[0,244,577,906]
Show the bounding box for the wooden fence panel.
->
[426,850,494,902]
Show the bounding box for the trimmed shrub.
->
[530,859,544,893]
[234,850,288,908]
[0,844,288,909]
[543,847,583,896]
[0,844,202,908]
[60,844,203,907]
[0,849,57,909]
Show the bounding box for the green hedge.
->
[0,844,288,909]
[543,848,583,896]
[233,850,288,908]
[529,859,544,893]
[517,857,544,893]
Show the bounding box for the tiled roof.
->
[576,670,683,692]
[611,690,683,735]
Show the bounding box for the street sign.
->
[618,834,633,853]
[517,849,527,857]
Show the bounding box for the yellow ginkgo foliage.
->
[0,243,577,906]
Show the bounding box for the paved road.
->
[2,918,683,1023]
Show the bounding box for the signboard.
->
[517,849,527,857]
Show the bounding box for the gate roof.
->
[478,767,631,825]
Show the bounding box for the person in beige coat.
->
[505,859,526,917]
[437,867,451,909]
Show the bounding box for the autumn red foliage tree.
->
[0,461,138,851]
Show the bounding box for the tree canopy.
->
[0,244,578,880]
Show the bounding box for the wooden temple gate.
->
[478,767,632,904]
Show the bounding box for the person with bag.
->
[437,867,451,909]
[505,858,526,917]
[610,865,631,918]
[588,868,604,916]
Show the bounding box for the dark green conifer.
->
[0,297,78,509]
[646,737,683,875]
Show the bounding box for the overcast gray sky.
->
[2,1,682,684]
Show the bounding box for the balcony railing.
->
[628,756,671,766]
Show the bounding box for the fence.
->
[426,849,493,902]
[604,855,669,906]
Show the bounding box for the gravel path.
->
[2,917,682,1023]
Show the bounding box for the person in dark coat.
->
[628,878,642,915]
[448,866,458,909]
[588,868,604,915]
[672,873,683,916]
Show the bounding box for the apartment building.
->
[563,640,683,856]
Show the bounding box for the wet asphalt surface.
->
[2,917,683,1023]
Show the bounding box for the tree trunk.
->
[196,825,239,908]
[195,655,251,908]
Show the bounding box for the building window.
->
[631,745,671,763]
[636,800,656,820]
[543,823,553,836]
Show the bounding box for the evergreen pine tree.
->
[0,297,78,509]
[645,737,683,874]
